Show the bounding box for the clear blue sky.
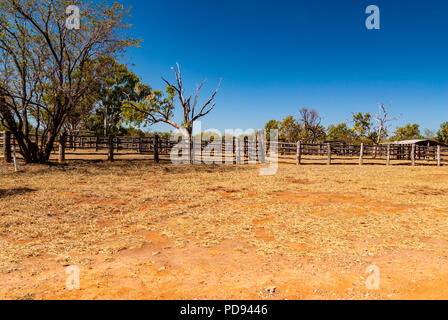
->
[115,0,448,134]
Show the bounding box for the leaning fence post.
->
[386,144,391,166]
[411,144,416,166]
[359,143,364,166]
[327,143,331,165]
[154,134,160,163]
[108,135,114,162]
[437,145,441,167]
[58,132,66,163]
[296,141,302,165]
[3,131,12,163]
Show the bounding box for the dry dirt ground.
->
[1,160,448,300]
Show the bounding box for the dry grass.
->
[1,160,448,265]
[1,159,448,299]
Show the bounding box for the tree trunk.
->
[373,143,378,159]
[7,128,59,164]
[186,127,194,164]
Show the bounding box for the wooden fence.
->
[57,133,267,163]
[1,131,448,166]
[277,141,448,166]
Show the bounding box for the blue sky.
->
[114,0,448,134]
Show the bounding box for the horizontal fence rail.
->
[1,131,448,166]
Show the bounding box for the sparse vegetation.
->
[1,161,448,299]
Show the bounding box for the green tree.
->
[390,123,423,141]
[352,112,376,144]
[0,0,138,163]
[436,122,448,144]
[326,123,354,142]
[264,120,281,140]
[279,116,301,142]
[85,60,151,136]
[353,112,371,138]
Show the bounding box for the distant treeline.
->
[264,107,448,145]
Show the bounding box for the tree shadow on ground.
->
[4,160,257,177]
[0,188,37,198]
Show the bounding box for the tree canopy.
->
[82,60,151,136]
[263,108,441,146]
[436,122,448,144]
[264,109,325,143]
[0,0,138,163]
[264,120,281,140]
[327,123,354,142]
[279,116,301,142]
[390,123,423,141]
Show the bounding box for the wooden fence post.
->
[3,131,12,163]
[138,137,142,154]
[257,130,267,164]
[244,137,248,162]
[359,143,364,166]
[58,132,66,163]
[72,134,76,151]
[327,143,331,165]
[154,134,160,163]
[296,141,302,165]
[232,137,235,164]
[386,144,391,166]
[437,145,441,167]
[411,144,416,166]
[235,138,242,164]
[108,135,114,162]
[12,137,18,172]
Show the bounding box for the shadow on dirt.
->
[0,187,37,198]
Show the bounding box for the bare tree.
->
[373,103,398,144]
[162,63,222,139]
[298,107,324,143]
[124,63,222,159]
